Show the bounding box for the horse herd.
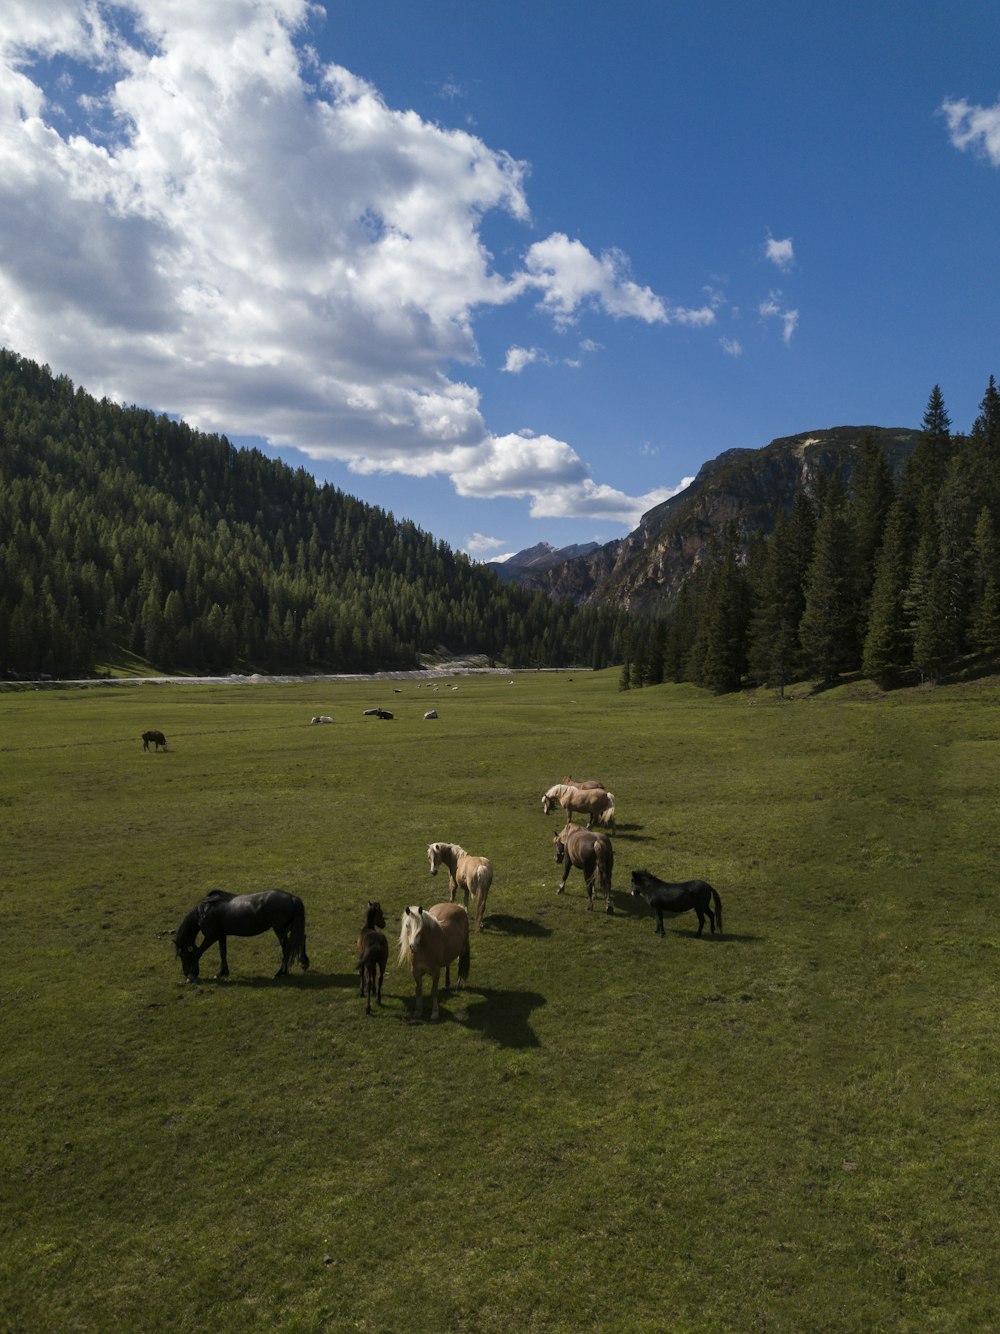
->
[171,775,724,1020]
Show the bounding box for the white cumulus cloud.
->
[765,235,795,270]
[940,96,1000,167]
[759,294,799,344]
[0,0,715,529]
[502,345,544,373]
[464,532,509,557]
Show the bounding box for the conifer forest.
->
[622,379,1000,693]
[2,349,999,690]
[0,351,626,677]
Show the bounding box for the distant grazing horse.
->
[560,776,605,790]
[173,889,310,981]
[630,869,724,938]
[142,729,168,751]
[397,903,470,1020]
[357,901,388,1014]
[553,824,614,913]
[427,842,494,932]
[542,783,616,833]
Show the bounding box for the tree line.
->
[0,350,628,677]
[620,379,1000,693]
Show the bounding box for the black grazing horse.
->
[142,729,168,751]
[357,901,388,1014]
[630,870,724,938]
[173,889,310,981]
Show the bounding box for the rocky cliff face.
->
[506,426,920,611]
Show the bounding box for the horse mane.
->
[397,905,427,968]
[428,841,466,867]
[173,905,201,952]
[202,889,236,904]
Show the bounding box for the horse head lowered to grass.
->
[553,823,614,913]
[173,889,310,981]
[397,903,469,1020]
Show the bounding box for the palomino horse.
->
[542,783,616,833]
[427,842,494,932]
[553,824,614,913]
[142,729,168,751]
[173,889,309,981]
[560,776,605,790]
[357,901,388,1014]
[631,870,724,938]
[397,903,470,1020]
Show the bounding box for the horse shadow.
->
[457,987,545,1049]
[481,914,552,938]
[667,928,763,944]
[612,892,762,942]
[199,970,353,990]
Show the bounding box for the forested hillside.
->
[0,351,626,677]
[621,380,1000,692]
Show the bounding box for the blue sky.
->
[1,2,998,560]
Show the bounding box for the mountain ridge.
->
[503,426,921,611]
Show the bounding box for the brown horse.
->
[427,841,494,932]
[397,903,470,1020]
[357,901,388,1014]
[542,783,616,833]
[560,775,605,790]
[142,729,168,751]
[553,823,614,913]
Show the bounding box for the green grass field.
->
[2,670,999,1331]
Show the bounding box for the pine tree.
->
[970,508,1000,655]
[903,384,953,502]
[748,508,804,695]
[851,433,895,613]
[799,480,857,682]
[912,558,957,681]
[692,526,750,694]
[862,500,912,686]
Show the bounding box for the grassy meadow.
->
[1,668,999,1331]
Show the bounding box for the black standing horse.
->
[630,869,724,937]
[357,901,388,1014]
[173,889,310,980]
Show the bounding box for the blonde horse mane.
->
[397,905,427,969]
[427,841,466,873]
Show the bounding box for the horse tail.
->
[712,888,723,935]
[600,794,616,826]
[290,898,309,970]
[457,938,470,985]
[599,841,613,894]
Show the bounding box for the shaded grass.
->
[2,671,1000,1330]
